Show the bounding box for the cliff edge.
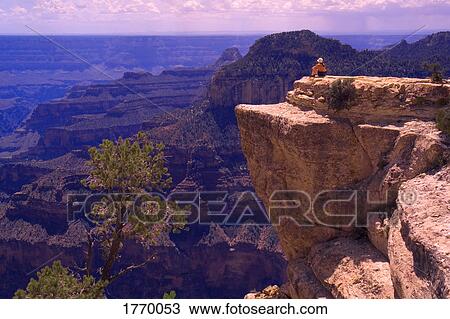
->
[236,76,450,298]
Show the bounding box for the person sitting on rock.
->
[311,58,327,77]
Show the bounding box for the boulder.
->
[309,237,395,299]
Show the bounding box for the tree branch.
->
[100,224,124,281]
[86,232,94,277]
[108,254,157,283]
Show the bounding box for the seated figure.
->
[311,57,327,77]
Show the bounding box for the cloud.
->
[1,0,449,34]
[159,0,450,15]
[212,0,450,12]
[32,0,161,16]
[317,0,450,11]
[33,0,77,14]
[11,6,28,15]
[92,0,160,14]
[183,0,205,11]
[16,0,450,17]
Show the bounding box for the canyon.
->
[0,47,287,298]
[236,76,449,298]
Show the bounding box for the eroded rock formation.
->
[236,76,450,298]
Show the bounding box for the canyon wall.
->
[0,222,285,298]
[236,76,450,298]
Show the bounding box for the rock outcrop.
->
[236,76,450,298]
[244,285,290,299]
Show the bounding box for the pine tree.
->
[15,132,186,298]
[82,131,185,282]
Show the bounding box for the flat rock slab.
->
[288,76,450,121]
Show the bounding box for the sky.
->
[0,0,449,35]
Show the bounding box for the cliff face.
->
[236,76,450,298]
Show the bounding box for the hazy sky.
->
[0,0,449,35]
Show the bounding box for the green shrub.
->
[424,63,444,84]
[437,97,449,106]
[328,79,357,111]
[413,96,427,107]
[436,107,450,135]
[163,290,177,299]
[14,261,106,299]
